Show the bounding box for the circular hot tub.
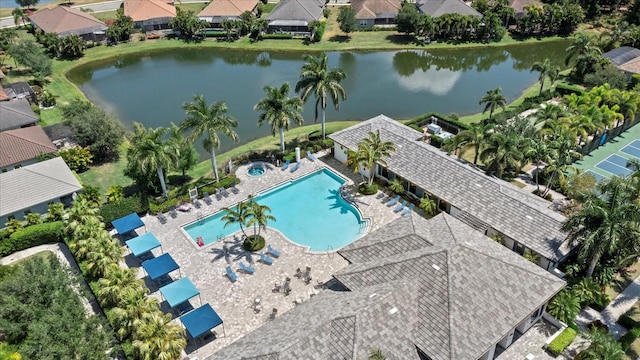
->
[247,164,266,177]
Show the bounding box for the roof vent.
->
[389,307,398,315]
[432,264,440,271]
[526,215,533,220]
[475,183,482,188]
[369,293,378,298]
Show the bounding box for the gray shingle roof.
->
[329,115,570,261]
[0,157,82,217]
[417,0,483,17]
[266,0,324,23]
[0,99,39,132]
[207,213,565,360]
[335,213,565,359]
[603,46,640,66]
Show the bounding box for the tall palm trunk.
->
[321,107,327,140]
[586,253,600,278]
[157,167,168,198]
[473,144,479,165]
[279,127,285,152]
[210,148,219,183]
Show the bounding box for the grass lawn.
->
[605,259,640,301]
[91,10,117,22]
[623,302,640,360]
[78,142,132,194]
[176,3,207,13]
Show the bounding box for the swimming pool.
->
[182,168,368,252]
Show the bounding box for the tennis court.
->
[573,124,640,183]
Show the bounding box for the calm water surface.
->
[69,41,570,153]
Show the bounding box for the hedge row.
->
[0,221,64,257]
[406,112,470,133]
[619,314,640,329]
[620,327,640,351]
[148,176,238,214]
[547,327,577,356]
[555,83,585,96]
[99,195,149,226]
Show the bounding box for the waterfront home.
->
[0,99,38,132]
[0,157,82,226]
[0,126,57,173]
[329,115,571,271]
[124,0,177,31]
[603,46,640,76]
[417,0,483,18]
[351,0,401,27]
[207,213,565,359]
[197,0,260,28]
[28,6,108,41]
[266,0,325,35]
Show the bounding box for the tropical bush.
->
[547,327,577,356]
[0,221,64,257]
[547,289,581,326]
[57,147,93,173]
[100,194,149,226]
[359,183,378,195]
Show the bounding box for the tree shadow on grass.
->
[328,35,351,43]
[385,34,417,45]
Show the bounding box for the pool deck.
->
[129,151,406,358]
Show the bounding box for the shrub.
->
[99,194,149,226]
[1,221,64,256]
[619,315,640,330]
[243,235,265,251]
[620,327,640,350]
[555,83,584,96]
[547,327,577,356]
[57,146,93,173]
[430,135,444,148]
[359,183,378,195]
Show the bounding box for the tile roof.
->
[0,126,57,168]
[350,0,402,19]
[198,0,259,18]
[329,115,570,261]
[124,0,176,22]
[0,157,82,217]
[508,0,543,16]
[0,85,8,101]
[266,0,324,23]
[619,56,640,74]
[28,5,107,36]
[0,99,39,132]
[417,0,482,17]
[207,214,565,360]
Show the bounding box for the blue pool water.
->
[183,169,366,252]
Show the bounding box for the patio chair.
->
[417,209,424,216]
[281,159,290,170]
[290,162,300,173]
[221,188,230,197]
[401,203,415,216]
[259,252,274,265]
[394,200,408,213]
[225,266,238,282]
[238,262,255,274]
[294,267,303,278]
[306,151,316,162]
[231,184,240,194]
[169,205,177,218]
[386,195,400,206]
[269,308,278,320]
[215,188,223,201]
[202,192,212,205]
[157,212,167,224]
[266,244,280,258]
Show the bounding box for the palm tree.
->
[419,195,437,216]
[479,87,507,120]
[68,217,105,260]
[63,197,101,240]
[565,33,600,65]
[352,130,397,186]
[222,200,251,239]
[111,288,158,340]
[295,54,347,139]
[542,135,582,197]
[478,133,524,178]
[388,178,405,194]
[525,137,554,193]
[132,312,186,360]
[85,233,124,278]
[581,328,625,360]
[46,202,65,222]
[11,8,27,26]
[181,95,239,183]
[255,82,304,152]
[530,58,555,96]
[128,123,178,198]
[246,196,276,239]
[24,212,42,226]
[451,123,491,165]
[96,267,140,307]
[561,176,640,278]
[546,288,581,325]
[369,349,386,360]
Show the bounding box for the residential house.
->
[508,0,544,18]
[0,85,8,102]
[351,0,401,27]
[28,5,108,41]
[603,46,640,76]
[207,213,565,359]
[0,99,39,132]
[197,0,260,28]
[0,126,57,173]
[124,0,177,31]
[3,82,38,104]
[329,115,571,271]
[417,0,483,18]
[0,157,82,226]
[266,0,324,35]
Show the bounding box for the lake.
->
[68,41,570,154]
